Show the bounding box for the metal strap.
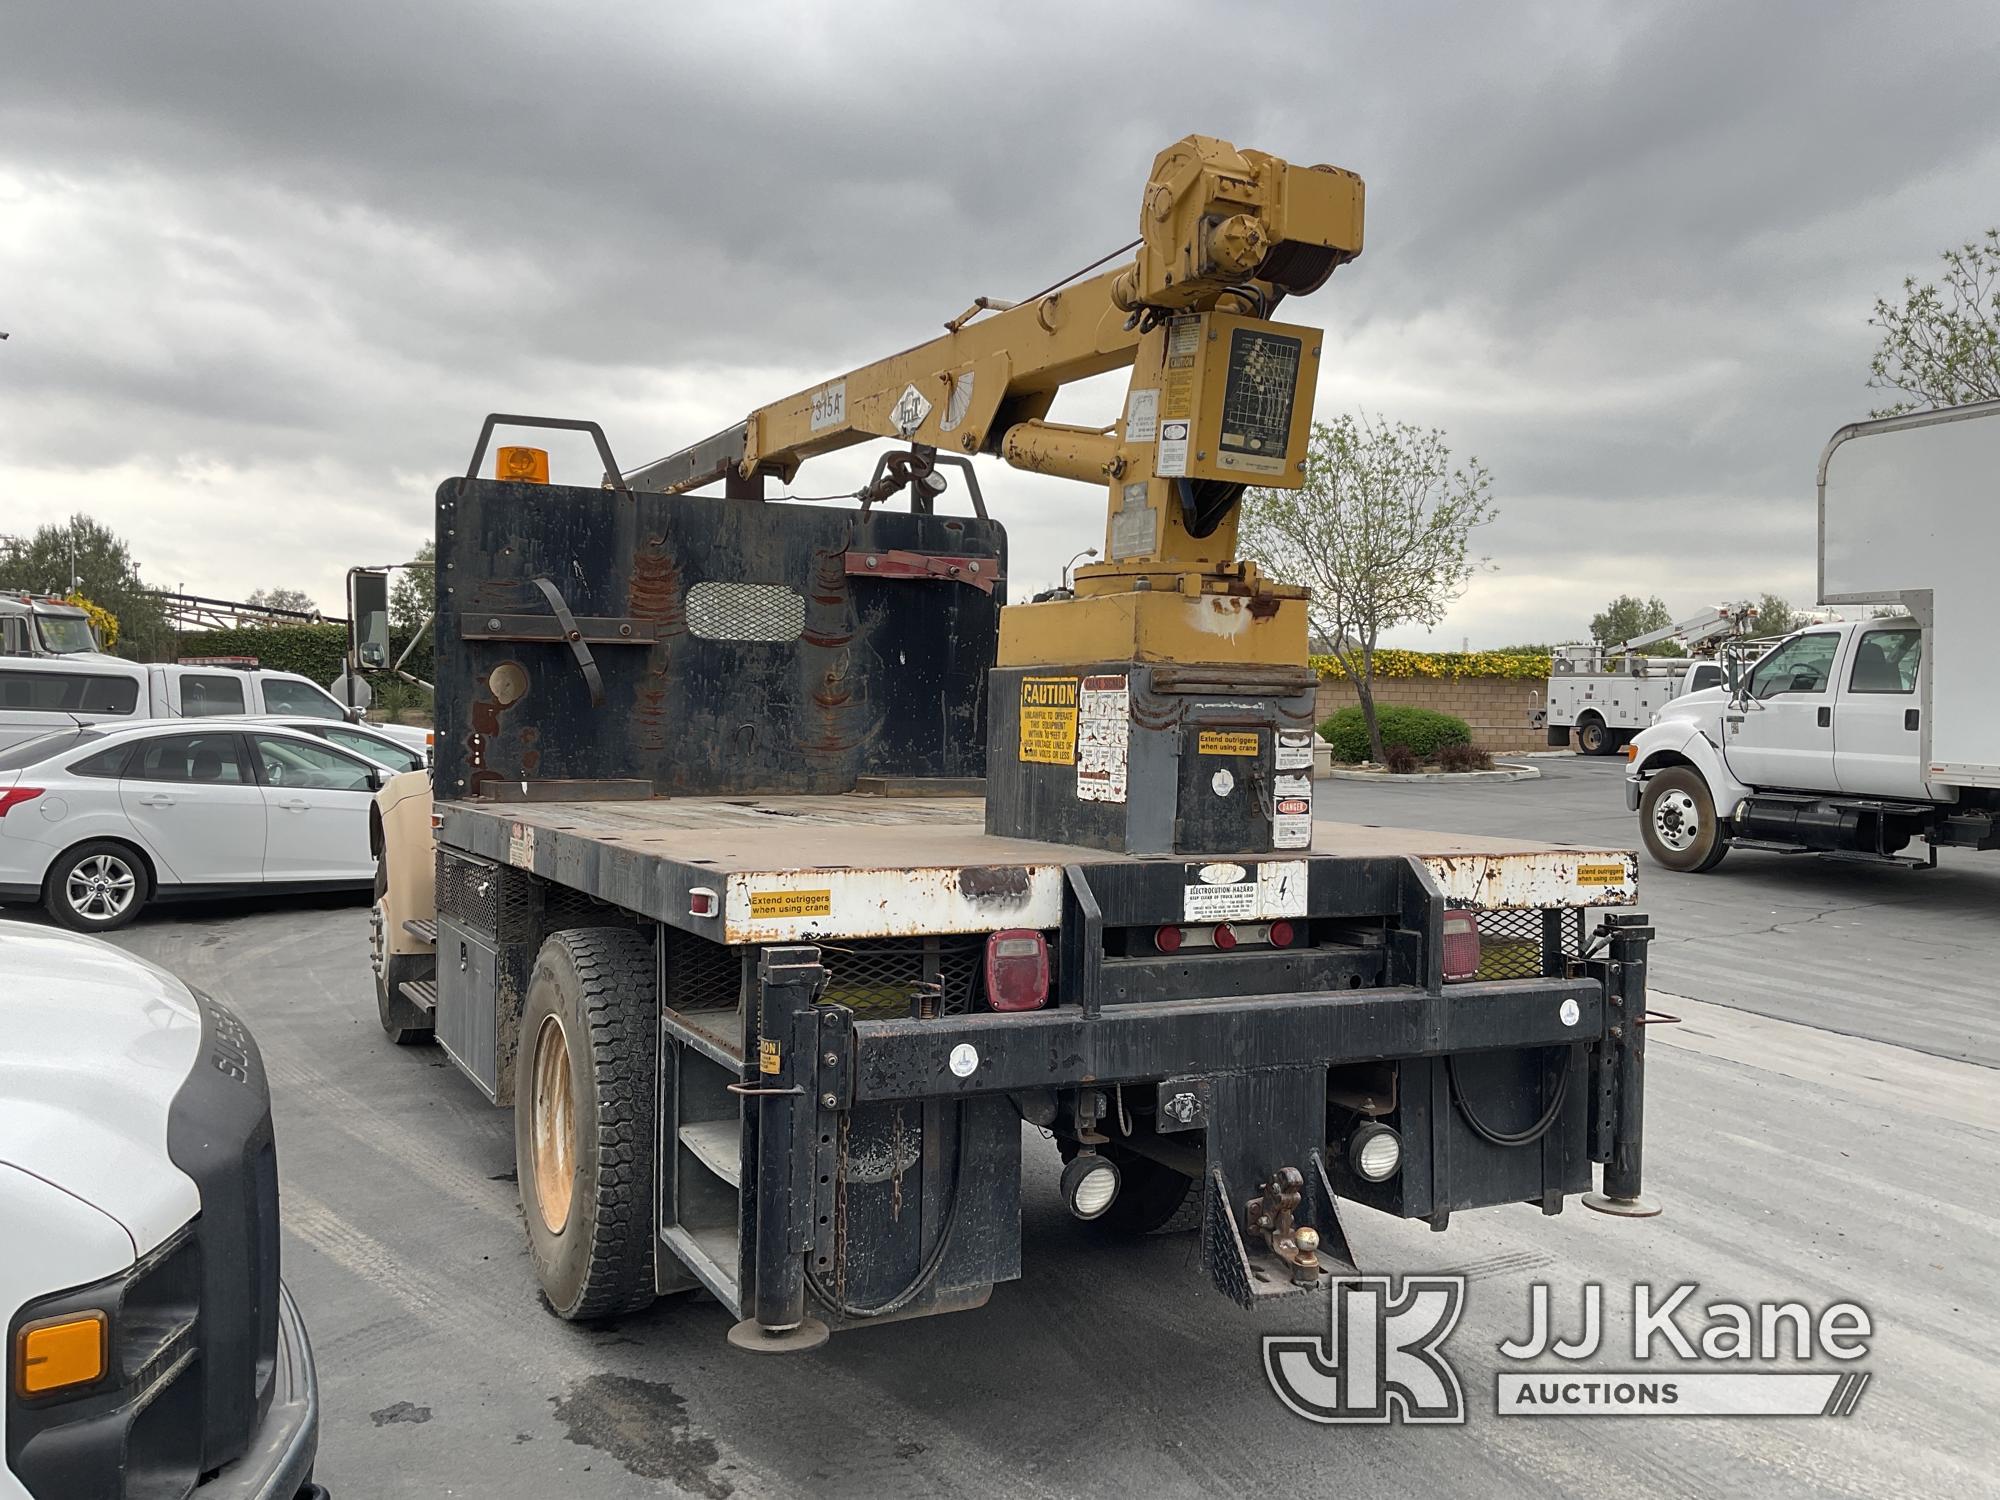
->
[528,576,605,707]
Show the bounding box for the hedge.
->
[166,624,434,686]
[1311,648,1551,681]
[1318,704,1473,764]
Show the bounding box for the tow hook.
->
[1246,1166,1323,1287]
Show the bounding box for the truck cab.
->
[0,596,102,660]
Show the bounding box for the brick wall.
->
[1313,673,1546,755]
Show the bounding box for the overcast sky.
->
[4,1,1997,647]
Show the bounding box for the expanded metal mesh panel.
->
[437,848,497,931]
[665,928,744,1012]
[817,936,983,1018]
[1473,907,1585,981]
[684,581,806,643]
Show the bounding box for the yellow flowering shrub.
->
[1310,649,1551,682]
[65,592,119,650]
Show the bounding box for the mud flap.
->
[1201,1067,1360,1306]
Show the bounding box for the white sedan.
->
[0,719,387,932]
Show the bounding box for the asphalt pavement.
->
[72,756,2000,1500]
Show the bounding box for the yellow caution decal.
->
[748,889,833,919]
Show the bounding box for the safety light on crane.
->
[496,446,550,484]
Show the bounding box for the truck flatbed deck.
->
[439,793,1637,943]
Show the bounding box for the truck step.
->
[661,1224,741,1316]
[664,1005,744,1068]
[398,979,438,1015]
[402,918,438,945]
[678,1119,742,1189]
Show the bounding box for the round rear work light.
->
[1349,1122,1403,1182]
[1060,1152,1121,1220]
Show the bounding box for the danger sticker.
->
[1197,730,1261,757]
[1575,862,1629,887]
[748,889,833,919]
[1019,677,1079,765]
[507,822,535,869]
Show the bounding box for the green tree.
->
[1751,593,1798,637]
[389,541,436,633]
[1867,229,2000,416]
[1241,414,1496,764]
[0,515,170,660]
[246,586,318,617]
[1589,594,1672,649]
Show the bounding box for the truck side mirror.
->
[350,570,392,671]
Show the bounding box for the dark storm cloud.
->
[2,0,1997,635]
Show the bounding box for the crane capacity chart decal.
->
[1076,674,1130,803]
[1216,329,1302,477]
[1018,676,1080,765]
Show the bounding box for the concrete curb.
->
[1318,761,1541,785]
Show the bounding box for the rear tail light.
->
[0,787,45,818]
[985,929,1050,1011]
[1212,923,1239,952]
[1154,924,1183,954]
[1442,910,1480,981]
[1268,920,1295,949]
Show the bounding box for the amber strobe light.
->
[496,445,551,483]
[16,1312,106,1397]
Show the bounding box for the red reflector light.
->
[1154,924,1183,954]
[1442,910,1480,981]
[1268,920,1295,949]
[0,787,45,817]
[1213,923,1238,952]
[985,929,1050,1011]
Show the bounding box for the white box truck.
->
[1625,401,2000,870]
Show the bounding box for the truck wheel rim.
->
[530,1015,577,1234]
[1652,789,1700,852]
[67,854,136,920]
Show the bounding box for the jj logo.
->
[1264,1276,1466,1424]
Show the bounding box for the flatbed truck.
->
[369,136,1660,1353]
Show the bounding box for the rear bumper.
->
[848,976,1602,1101]
[198,1281,319,1499]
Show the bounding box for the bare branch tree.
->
[1867,229,2000,416]
[1240,414,1497,764]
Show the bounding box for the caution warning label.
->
[1575,863,1629,887]
[1019,677,1079,765]
[748,889,833,919]
[1196,730,1261,757]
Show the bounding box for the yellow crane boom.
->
[628,135,1362,629]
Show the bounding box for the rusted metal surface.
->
[432,476,1004,801]
[440,793,1638,944]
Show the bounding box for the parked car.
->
[220,716,429,774]
[0,721,385,932]
[0,656,430,759]
[0,922,324,1498]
